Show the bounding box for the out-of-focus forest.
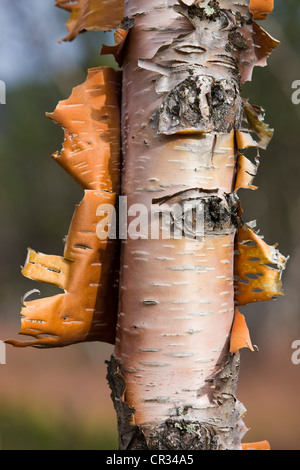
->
[0,0,299,450]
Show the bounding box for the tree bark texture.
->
[6,0,286,452]
[107,0,263,450]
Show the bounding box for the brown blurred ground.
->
[0,324,118,449]
[1,320,300,450]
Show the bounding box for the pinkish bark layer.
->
[107,0,266,449]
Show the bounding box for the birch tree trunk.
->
[107,0,261,450]
[7,0,286,452]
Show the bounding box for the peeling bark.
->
[6,67,122,348]
[109,0,252,450]
[56,0,124,41]
[7,0,285,451]
[7,190,120,347]
[105,0,284,450]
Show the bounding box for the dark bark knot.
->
[152,189,240,240]
[187,1,221,22]
[140,420,220,450]
[157,75,242,135]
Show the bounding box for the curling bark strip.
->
[47,67,121,193]
[7,190,119,347]
[7,0,287,451]
[6,67,121,347]
[249,0,274,20]
[55,0,124,41]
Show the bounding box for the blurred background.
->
[0,0,299,450]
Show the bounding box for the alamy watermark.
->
[291,80,300,105]
[0,341,6,365]
[0,80,6,104]
[95,197,206,242]
[291,340,300,365]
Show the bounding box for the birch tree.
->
[7,0,287,450]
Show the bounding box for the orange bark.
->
[249,0,274,20]
[235,224,287,306]
[47,67,121,193]
[6,67,121,347]
[55,0,124,41]
[242,440,271,450]
[6,190,119,347]
[230,309,254,354]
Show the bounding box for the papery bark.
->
[6,67,122,348]
[107,0,262,450]
[7,0,287,451]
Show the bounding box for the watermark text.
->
[0,341,6,365]
[96,197,206,242]
[291,340,300,365]
[291,80,300,105]
[0,80,6,104]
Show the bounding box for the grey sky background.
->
[1,0,299,93]
[0,0,113,88]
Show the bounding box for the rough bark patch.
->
[157,75,242,135]
[106,353,244,450]
[134,420,221,450]
[152,189,240,239]
[106,355,138,450]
